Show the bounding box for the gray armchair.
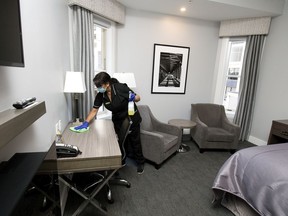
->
[190,103,240,153]
[138,105,181,169]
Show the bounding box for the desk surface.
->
[39,120,122,174]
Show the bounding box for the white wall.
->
[0,0,70,161]
[116,9,219,123]
[1,1,283,161]
[249,3,288,145]
[118,7,288,145]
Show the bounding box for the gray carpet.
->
[64,138,254,216]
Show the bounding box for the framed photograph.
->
[151,44,190,94]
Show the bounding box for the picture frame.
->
[151,44,190,94]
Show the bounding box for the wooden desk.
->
[268,120,288,144]
[39,119,122,215]
[39,119,122,174]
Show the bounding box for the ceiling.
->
[116,0,286,21]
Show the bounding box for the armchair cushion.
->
[191,103,240,152]
[156,131,179,151]
[206,128,234,142]
[138,105,181,168]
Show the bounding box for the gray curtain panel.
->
[233,35,266,141]
[71,6,95,120]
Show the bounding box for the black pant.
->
[113,118,145,165]
[125,123,145,165]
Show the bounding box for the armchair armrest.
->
[153,120,182,148]
[193,117,208,140]
[140,129,165,153]
[152,118,181,137]
[195,117,208,128]
[222,117,240,135]
[140,129,164,139]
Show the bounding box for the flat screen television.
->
[0,0,25,67]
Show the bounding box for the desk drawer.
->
[271,121,288,139]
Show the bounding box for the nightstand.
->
[268,120,288,144]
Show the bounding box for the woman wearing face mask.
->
[74,71,145,174]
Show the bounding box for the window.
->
[93,16,115,117]
[93,15,116,75]
[94,24,107,73]
[213,38,246,118]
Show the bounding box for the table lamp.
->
[64,71,86,123]
[112,72,136,88]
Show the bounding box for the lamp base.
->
[72,118,82,126]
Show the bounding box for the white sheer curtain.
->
[70,6,95,120]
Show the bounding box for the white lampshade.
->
[112,72,136,88]
[64,71,86,93]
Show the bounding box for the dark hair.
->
[93,71,119,87]
[110,77,119,84]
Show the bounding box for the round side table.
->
[168,119,196,153]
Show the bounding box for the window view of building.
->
[223,39,246,114]
[93,18,115,118]
[94,24,106,73]
[93,24,107,113]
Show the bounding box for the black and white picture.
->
[151,44,190,94]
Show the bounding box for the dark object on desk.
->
[13,97,36,109]
[191,103,240,153]
[268,119,288,144]
[56,143,81,158]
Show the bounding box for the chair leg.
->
[109,178,131,188]
[154,164,161,170]
[107,172,131,204]
[106,183,114,204]
[83,173,104,192]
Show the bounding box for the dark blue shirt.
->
[93,83,141,124]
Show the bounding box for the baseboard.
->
[248,136,267,146]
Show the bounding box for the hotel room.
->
[0,0,287,215]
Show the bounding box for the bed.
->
[212,143,288,216]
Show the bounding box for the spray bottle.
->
[128,91,135,116]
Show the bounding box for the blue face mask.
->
[97,87,106,93]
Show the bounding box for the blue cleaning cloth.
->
[69,126,89,133]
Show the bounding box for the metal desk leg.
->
[59,169,118,216]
